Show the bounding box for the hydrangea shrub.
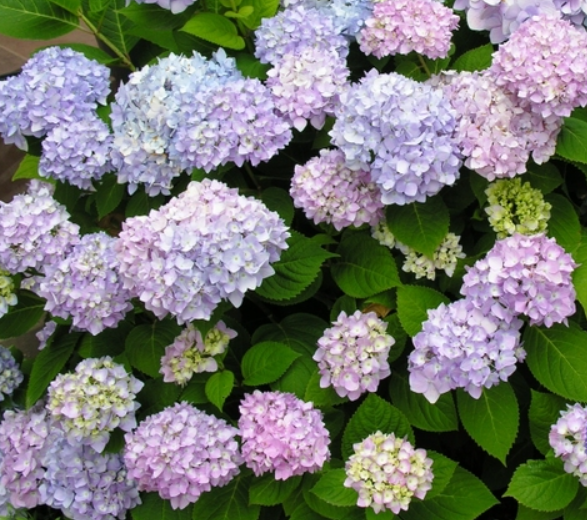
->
[1,1,587,519]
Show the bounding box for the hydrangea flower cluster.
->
[397,233,465,280]
[344,432,434,514]
[169,77,292,172]
[461,233,577,327]
[330,70,462,205]
[489,14,587,119]
[38,232,133,336]
[358,0,459,60]
[39,438,140,520]
[39,116,114,190]
[290,149,384,230]
[124,402,242,509]
[485,177,551,238]
[0,47,110,150]
[238,390,330,479]
[115,179,289,323]
[0,404,51,509]
[0,345,23,401]
[0,180,80,275]
[111,51,241,195]
[129,0,197,13]
[408,299,525,402]
[46,357,144,452]
[160,321,237,385]
[313,311,394,400]
[549,404,587,486]
[0,269,17,318]
[553,0,587,26]
[371,220,396,249]
[438,71,561,179]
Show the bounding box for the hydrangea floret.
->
[0,345,23,401]
[39,438,141,520]
[0,269,17,318]
[35,320,57,350]
[461,233,577,327]
[124,402,242,509]
[549,403,587,486]
[371,220,396,249]
[0,180,79,275]
[408,299,525,403]
[160,320,237,385]
[330,70,462,205]
[344,431,434,514]
[313,310,395,400]
[46,356,144,452]
[38,232,133,335]
[238,390,331,479]
[358,0,459,60]
[115,179,289,323]
[485,177,551,238]
[127,0,197,13]
[290,149,384,230]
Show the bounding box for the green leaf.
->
[331,233,401,298]
[0,0,78,38]
[179,373,209,405]
[529,390,568,455]
[469,171,490,206]
[545,194,580,254]
[456,384,519,465]
[556,116,587,164]
[401,466,498,520]
[505,458,579,512]
[241,341,301,386]
[524,324,587,402]
[125,321,181,378]
[132,492,192,520]
[249,474,301,506]
[261,187,294,226]
[78,321,131,358]
[12,154,43,181]
[191,473,260,520]
[516,505,562,520]
[342,394,414,459]
[271,356,315,399]
[425,451,458,500]
[50,0,80,13]
[311,469,357,507]
[256,231,335,301]
[386,196,449,257]
[389,370,458,432]
[239,0,278,29]
[525,163,563,195]
[235,53,269,80]
[95,173,125,219]
[330,295,357,322]
[304,370,348,408]
[385,313,407,363]
[181,12,245,50]
[26,333,79,408]
[452,44,493,72]
[119,2,193,29]
[137,378,182,416]
[289,501,330,520]
[396,285,450,337]
[205,370,234,411]
[394,55,427,82]
[0,292,45,340]
[365,509,395,520]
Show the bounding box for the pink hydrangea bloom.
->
[550,404,587,486]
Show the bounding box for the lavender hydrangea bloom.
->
[408,299,525,403]
[553,0,587,26]
[291,149,383,230]
[0,404,51,509]
[461,233,577,327]
[254,5,349,64]
[550,404,587,485]
[40,438,140,520]
[0,345,23,401]
[345,432,434,514]
[160,321,237,385]
[46,357,144,453]
[39,116,114,190]
[116,179,289,323]
[267,46,350,131]
[110,51,241,196]
[170,77,292,172]
[358,0,459,60]
[36,320,57,350]
[330,70,462,205]
[124,402,242,509]
[0,47,110,150]
[239,390,330,479]
[489,13,587,118]
[127,0,196,13]
[313,311,394,400]
[0,269,17,318]
[38,232,133,336]
[0,180,79,275]
[436,71,561,180]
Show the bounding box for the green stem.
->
[417,53,431,77]
[244,162,262,191]
[78,12,136,71]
